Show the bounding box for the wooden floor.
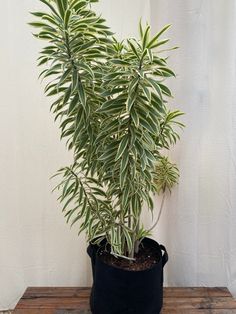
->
[13,287,236,314]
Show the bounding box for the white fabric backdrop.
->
[150,0,236,295]
[0,0,236,310]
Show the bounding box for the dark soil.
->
[98,242,160,271]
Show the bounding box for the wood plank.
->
[13,310,236,314]
[16,298,89,309]
[163,297,236,309]
[55,311,91,314]
[21,287,232,299]
[16,288,90,311]
[14,311,53,314]
[162,311,236,314]
[22,287,90,299]
[14,311,92,314]
[163,287,232,298]
[14,287,236,313]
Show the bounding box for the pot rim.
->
[94,237,164,273]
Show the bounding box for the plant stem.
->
[134,239,140,254]
[148,193,166,233]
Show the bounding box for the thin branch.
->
[148,192,166,233]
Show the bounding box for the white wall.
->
[150,0,236,295]
[0,0,150,310]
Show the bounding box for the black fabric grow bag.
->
[87,237,168,314]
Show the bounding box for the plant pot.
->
[87,237,168,314]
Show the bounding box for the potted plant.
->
[30,0,184,313]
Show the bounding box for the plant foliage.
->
[31,0,184,259]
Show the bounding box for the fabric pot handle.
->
[87,244,97,265]
[159,244,168,268]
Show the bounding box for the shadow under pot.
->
[87,237,168,314]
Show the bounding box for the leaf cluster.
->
[31,0,184,259]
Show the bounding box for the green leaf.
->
[30,11,47,17]
[156,24,171,38]
[28,22,50,28]
[123,228,133,253]
[77,81,87,111]
[63,85,72,105]
[57,68,71,89]
[71,70,78,92]
[126,92,137,112]
[39,0,60,17]
[61,0,68,11]
[101,87,125,97]
[64,9,71,29]
[139,117,157,135]
[42,14,59,27]
[98,99,124,114]
[76,40,96,53]
[115,136,129,161]
[142,25,150,49]
[147,24,171,49]
[128,40,140,59]
[92,187,107,197]
[159,83,172,97]
[140,82,151,101]
[68,94,79,114]
[78,62,94,79]
[55,0,65,18]
[120,153,129,173]
[131,109,139,127]
[75,16,99,25]
[119,167,128,189]
[99,146,117,161]
[139,19,144,38]
[70,0,87,11]
[110,59,130,66]
[150,39,170,49]
[121,185,130,209]
[147,78,163,100]
[166,110,185,122]
[128,77,139,94]
[158,67,176,77]
[38,57,49,66]
[147,49,153,62]
[103,72,126,81]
